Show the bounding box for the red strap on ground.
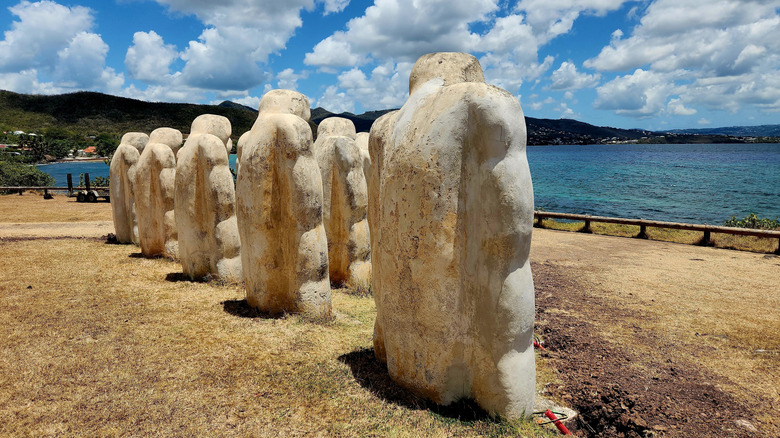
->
[544,409,572,435]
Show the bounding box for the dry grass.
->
[0,192,112,222]
[536,218,780,254]
[0,196,556,437]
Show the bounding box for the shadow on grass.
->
[164,272,207,283]
[338,347,494,422]
[221,299,286,320]
[103,233,122,245]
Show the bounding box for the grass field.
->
[2,193,777,437]
[0,194,556,437]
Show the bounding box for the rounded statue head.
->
[149,127,184,155]
[258,89,311,122]
[408,52,485,95]
[121,132,150,153]
[190,114,232,153]
[316,117,357,140]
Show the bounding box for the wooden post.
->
[775,238,780,256]
[699,230,712,246]
[535,216,545,229]
[84,173,91,192]
[67,173,73,197]
[636,224,649,239]
[580,219,592,233]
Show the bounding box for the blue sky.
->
[1,0,778,131]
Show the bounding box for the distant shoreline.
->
[37,157,108,165]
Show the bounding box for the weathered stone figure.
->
[135,127,183,259]
[312,118,371,288]
[355,132,371,191]
[174,114,241,282]
[369,52,535,418]
[235,131,250,177]
[236,89,330,318]
[110,132,149,244]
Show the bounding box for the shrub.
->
[78,173,109,188]
[724,213,780,230]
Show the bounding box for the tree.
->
[19,134,46,162]
[43,126,73,141]
[0,158,54,187]
[48,139,73,159]
[95,133,119,158]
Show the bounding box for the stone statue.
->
[312,118,371,289]
[135,127,183,259]
[110,132,149,244]
[356,132,371,194]
[236,89,331,318]
[174,114,241,282]
[235,131,250,177]
[369,52,536,418]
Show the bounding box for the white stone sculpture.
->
[355,132,371,191]
[236,89,331,317]
[110,132,149,244]
[174,114,241,282]
[369,52,536,419]
[235,131,250,177]
[135,127,183,259]
[312,118,371,288]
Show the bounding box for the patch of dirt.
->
[534,261,761,438]
[0,221,112,239]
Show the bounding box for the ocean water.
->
[36,160,111,186]
[527,143,780,225]
[37,143,780,226]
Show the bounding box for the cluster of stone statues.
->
[110,52,536,420]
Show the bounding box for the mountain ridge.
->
[1,90,777,144]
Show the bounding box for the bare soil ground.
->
[532,230,779,437]
[1,194,778,437]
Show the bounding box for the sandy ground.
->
[1,194,778,437]
[0,221,113,238]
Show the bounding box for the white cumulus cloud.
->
[585,0,780,74]
[0,1,122,94]
[276,68,309,91]
[316,85,355,113]
[305,0,497,68]
[305,0,630,109]
[550,62,601,90]
[149,0,338,91]
[516,0,629,44]
[666,98,697,116]
[0,0,93,72]
[586,0,780,118]
[594,69,678,117]
[125,31,178,84]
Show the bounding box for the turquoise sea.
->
[37,143,780,226]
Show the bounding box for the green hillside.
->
[2,89,776,145]
[0,90,256,139]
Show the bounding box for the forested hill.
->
[0,90,257,137]
[2,90,776,145]
[309,107,651,145]
[667,125,780,137]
